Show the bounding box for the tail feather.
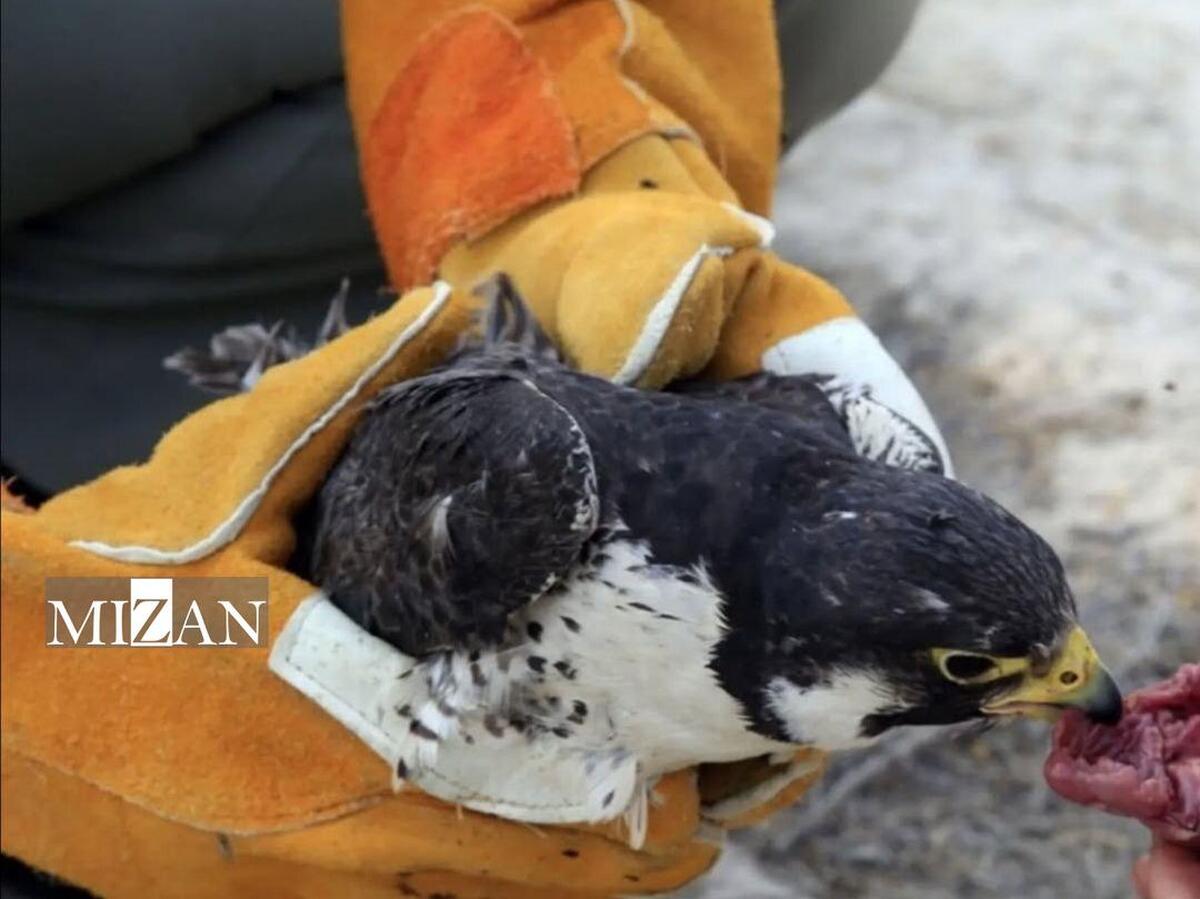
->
[164,279,353,394]
[472,273,561,362]
[316,278,351,345]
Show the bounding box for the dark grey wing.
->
[672,372,945,475]
[671,373,854,448]
[309,368,598,656]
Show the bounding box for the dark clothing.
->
[0,0,918,494]
[1,1,389,491]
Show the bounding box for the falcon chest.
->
[503,537,786,775]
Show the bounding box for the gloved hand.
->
[348,0,952,469]
[1,284,825,898]
[1,2,947,897]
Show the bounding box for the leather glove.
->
[1,2,949,897]
[348,0,952,466]
[1,285,825,899]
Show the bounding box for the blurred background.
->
[2,0,1196,897]
[693,0,1200,896]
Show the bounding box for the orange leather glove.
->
[1,285,825,899]
[1,2,948,897]
[347,0,950,462]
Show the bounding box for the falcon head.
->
[718,462,1122,750]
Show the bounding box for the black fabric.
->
[775,0,921,149]
[1,80,390,492]
[0,856,94,899]
[0,2,386,493]
[0,0,342,226]
[3,84,381,311]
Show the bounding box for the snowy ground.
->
[688,1,1199,897]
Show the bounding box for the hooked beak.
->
[982,626,1123,725]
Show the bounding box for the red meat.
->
[1045,663,1199,847]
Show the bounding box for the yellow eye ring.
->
[931,648,1028,685]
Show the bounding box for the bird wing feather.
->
[671,374,852,447]
[310,367,599,656]
[673,373,944,474]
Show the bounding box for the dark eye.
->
[942,653,998,681]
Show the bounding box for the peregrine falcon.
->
[170,277,1123,841]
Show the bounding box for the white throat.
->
[765,670,896,750]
